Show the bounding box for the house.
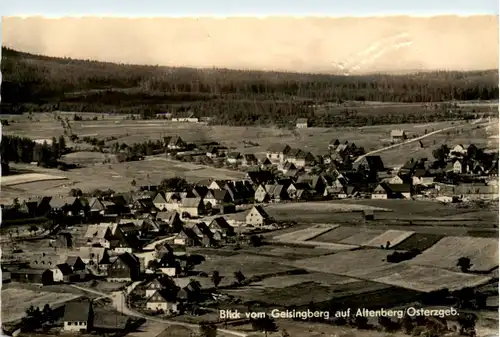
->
[107,252,140,282]
[372,183,390,199]
[259,157,273,168]
[324,185,347,199]
[166,136,187,150]
[388,174,412,185]
[179,197,204,218]
[296,118,309,128]
[192,186,209,199]
[77,247,110,268]
[246,205,272,227]
[66,256,87,280]
[387,184,412,199]
[328,139,340,151]
[242,154,259,167]
[286,182,311,200]
[451,144,468,155]
[52,263,76,283]
[20,196,51,217]
[206,146,220,158]
[153,193,170,211]
[204,189,232,208]
[390,129,407,142]
[266,144,291,164]
[226,152,242,164]
[412,169,435,186]
[354,156,385,174]
[209,217,234,237]
[145,276,176,298]
[453,159,471,174]
[280,161,297,174]
[208,180,228,190]
[245,170,275,186]
[49,197,82,215]
[63,300,93,333]
[146,290,180,314]
[84,224,115,248]
[264,184,287,202]
[131,198,157,214]
[173,228,200,246]
[191,222,217,246]
[286,149,315,168]
[10,268,54,285]
[254,184,269,203]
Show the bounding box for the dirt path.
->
[354,118,487,163]
[70,284,248,337]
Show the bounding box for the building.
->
[254,184,269,203]
[49,197,83,215]
[412,169,435,186]
[52,263,76,283]
[296,118,309,128]
[264,184,287,202]
[63,300,93,333]
[145,276,176,298]
[387,184,412,199]
[10,268,54,285]
[146,290,179,314]
[204,189,231,207]
[166,136,187,150]
[372,183,390,200]
[246,205,272,227]
[242,154,259,167]
[226,152,242,164]
[286,149,315,168]
[266,144,291,164]
[390,129,407,142]
[451,144,468,155]
[66,256,87,280]
[84,224,115,249]
[209,217,234,237]
[106,252,140,282]
[173,228,200,246]
[179,197,204,218]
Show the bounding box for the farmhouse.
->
[412,169,435,186]
[246,205,272,227]
[166,136,187,150]
[84,224,115,248]
[451,144,468,155]
[296,118,309,128]
[242,154,259,167]
[145,276,176,298]
[354,155,385,174]
[387,184,412,199]
[63,300,94,333]
[204,189,231,207]
[391,129,407,142]
[265,184,287,202]
[328,139,340,150]
[173,228,200,246]
[77,247,110,267]
[254,184,269,203]
[146,290,180,314]
[179,197,204,218]
[208,180,227,190]
[209,217,235,237]
[107,252,140,282]
[245,170,275,185]
[286,149,316,168]
[49,197,82,215]
[9,268,54,285]
[372,183,390,199]
[266,144,291,164]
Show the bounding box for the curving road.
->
[354,118,490,163]
[70,283,247,337]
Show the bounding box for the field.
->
[273,224,338,241]
[1,286,81,323]
[375,265,493,292]
[1,173,68,186]
[312,226,385,244]
[409,236,499,272]
[240,245,336,260]
[364,230,415,248]
[0,158,245,202]
[194,253,301,287]
[392,233,444,251]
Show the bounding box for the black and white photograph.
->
[0,13,498,337]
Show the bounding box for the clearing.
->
[364,230,415,248]
[273,224,338,241]
[409,236,499,272]
[392,233,444,251]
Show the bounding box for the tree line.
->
[1,135,66,169]
[1,47,498,127]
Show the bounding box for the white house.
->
[296,118,309,128]
[246,205,272,227]
[146,290,179,314]
[451,144,468,155]
[63,301,92,333]
[266,144,291,164]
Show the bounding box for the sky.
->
[1,0,498,17]
[1,1,498,74]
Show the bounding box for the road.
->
[70,283,248,337]
[354,118,489,163]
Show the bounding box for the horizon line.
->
[3,46,498,76]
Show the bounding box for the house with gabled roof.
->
[153,192,169,211]
[245,170,275,185]
[286,149,315,168]
[84,224,115,249]
[264,184,287,202]
[204,189,231,207]
[296,118,309,128]
[76,247,110,267]
[451,144,468,155]
[49,197,82,215]
[241,154,259,167]
[173,228,201,246]
[390,129,407,142]
[209,217,234,237]
[254,184,269,203]
[63,300,94,332]
[166,136,187,150]
[192,186,209,199]
[266,144,291,164]
[107,252,140,282]
[412,169,435,186]
[372,183,390,199]
[179,197,204,218]
[145,276,177,298]
[328,139,340,151]
[208,180,228,190]
[146,290,180,314]
[388,174,412,185]
[246,205,272,227]
[387,184,412,199]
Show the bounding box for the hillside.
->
[1,47,498,127]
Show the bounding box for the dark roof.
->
[66,256,83,267]
[63,300,92,322]
[210,217,232,231]
[192,186,209,198]
[212,189,230,201]
[267,144,290,153]
[387,184,412,193]
[115,252,140,269]
[227,152,242,159]
[246,170,275,184]
[57,263,73,276]
[364,156,385,171]
[49,197,78,209]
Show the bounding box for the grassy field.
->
[0,158,245,202]
[409,236,499,272]
[1,286,81,323]
[273,224,338,241]
[1,173,68,186]
[1,113,469,157]
[375,265,493,292]
[313,226,385,244]
[364,230,415,248]
[392,233,444,251]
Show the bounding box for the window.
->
[68,322,72,325]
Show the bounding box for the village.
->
[1,124,498,337]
